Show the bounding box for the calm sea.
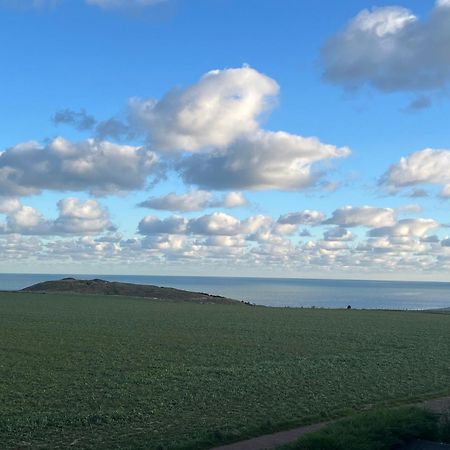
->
[1,273,450,310]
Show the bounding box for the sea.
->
[1,273,450,310]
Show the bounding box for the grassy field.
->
[2,293,450,449]
[280,406,442,450]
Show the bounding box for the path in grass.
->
[211,421,330,450]
[211,396,450,450]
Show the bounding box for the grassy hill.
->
[2,292,450,449]
[21,277,242,305]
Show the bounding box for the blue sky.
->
[1,0,450,279]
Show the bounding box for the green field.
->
[2,292,450,449]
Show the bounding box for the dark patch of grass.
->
[280,407,439,450]
[2,292,450,449]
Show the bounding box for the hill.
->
[21,277,242,305]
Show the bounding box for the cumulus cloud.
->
[324,227,354,242]
[222,192,248,208]
[0,234,42,259]
[5,206,50,235]
[129,66,279,152]
[368,218,439,238]
[138,212,274,239]
[321,1,450,101]
[52,198,114,234]
[324,206,396,228]
[50,67,349,194]
[382,148,450,197]
[1,204,446,275]
[0,197,21,214]
[0,137,157,196]
[138,190,248,212]
[179,130,350,191]
[46,235,121,261]
[187,212,241,236]
[138,216,187,235]
[278,209,325,226]
[2,198,114,236]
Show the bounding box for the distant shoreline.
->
[1,273,450,310]
[2,271,450,285]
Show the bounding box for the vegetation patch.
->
[2,292,450,449]
[279,407,441,450]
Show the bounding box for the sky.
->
[1,0,450,280]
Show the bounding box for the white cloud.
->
[130,66,279,152]
[6,206,49,235]
[368,218,439,238]
[382,148,450,197]
[0,234,42,259]
[49,67,349,194]
[179,130,350,191]
[47,236,121,261]
[138,216,188,235]
[324,227,354,242]
[0,137,157,196]
[241,215,273,235]
[188,212,241,236]
[138,212,274,239]
[2,198,114,236]
[130,66,349,192]
[1,204,446,276]
[138,190,248,212]
[0,197,21,214]
[53,198,114,234]
[222,192,248,208]
[321,2,450,99]
[139,191,213,212]
[324,206,396,228]
[278,209,325,226]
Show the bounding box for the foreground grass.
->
[2,293,450,449]
[280,407,440,450]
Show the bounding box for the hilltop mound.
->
[22,278,242,305]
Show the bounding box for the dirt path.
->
[210,396,450,450]
[211,421,329,450]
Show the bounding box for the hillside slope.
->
[22,278,242,305]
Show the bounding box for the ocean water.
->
[1,273,450,310]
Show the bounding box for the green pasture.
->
[1,292,450,449]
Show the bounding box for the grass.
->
[2,292,450,449]
[279,407,440,450]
